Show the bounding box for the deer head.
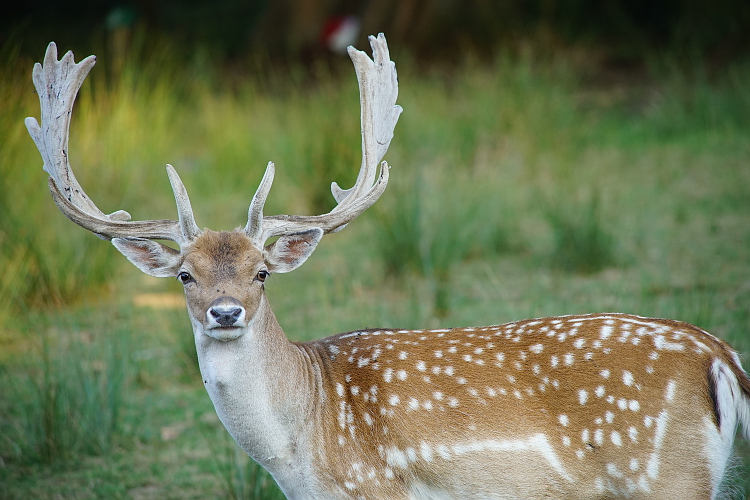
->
[26,35,402,343]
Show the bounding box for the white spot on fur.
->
[420,442,433,462]
[579,389,589,405]
[436,445,451,459]
[665,380,676,401]
[607,463,623,478]
[629,426,638,442]
[611,431,622,446]
[594,429,604,446]
[653,335,685,351]
[385,447,408,469]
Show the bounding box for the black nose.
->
[209,307,242,327]
[207,298,245,327]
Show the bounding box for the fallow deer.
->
[27,34,750,499]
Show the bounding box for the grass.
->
[1,37,749,497]
[545,194,617,274]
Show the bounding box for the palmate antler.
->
[244,34,403,247]
[26,34,401,250]
[25,43,200,245]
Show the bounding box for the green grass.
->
[1,38,749,497]
[545,194,617,274]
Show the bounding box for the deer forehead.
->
[184,230,263,281]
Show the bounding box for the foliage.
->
[546,195,617,274]
[0,322,131,464]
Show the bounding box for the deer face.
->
[178,231,267,341]
[112,228,323,341]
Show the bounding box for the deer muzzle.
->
[206,297,247,330]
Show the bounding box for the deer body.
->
[26,36,750,499]
[194,257,749,499]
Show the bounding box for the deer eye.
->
[177,271,194,284]
[256,270,269,283]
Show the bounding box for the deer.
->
[26,34,750,500]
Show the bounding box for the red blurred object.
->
[321,15,361,53]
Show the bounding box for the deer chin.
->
[203,325,247,342]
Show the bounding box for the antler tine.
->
[166,165,202,242]
[26,42,198,245]
[245,33,402,245]
[245,162,276,247]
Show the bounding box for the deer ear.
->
[264,228,323,273]
[112,238,182,277]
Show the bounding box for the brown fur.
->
[181,231,266,325]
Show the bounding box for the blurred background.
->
[1,1,750,498]
[4,0,750,62]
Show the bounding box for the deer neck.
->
[192,294,320,483]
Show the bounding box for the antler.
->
[244,33,402,247]
[25,42,200,245]
[27,36,400,250]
